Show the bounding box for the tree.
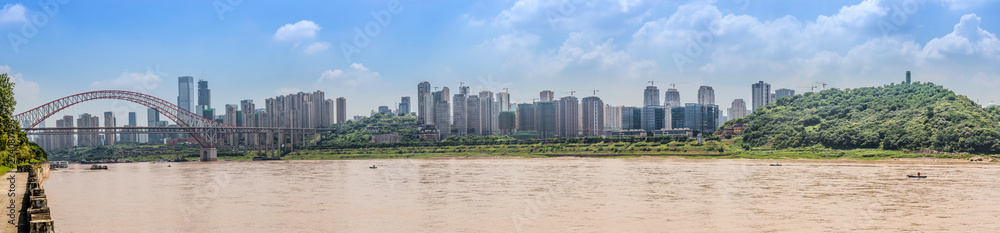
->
[1,73,19,166]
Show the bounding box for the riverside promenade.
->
[1,170,27,233]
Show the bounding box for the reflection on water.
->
[44,158,1000,232]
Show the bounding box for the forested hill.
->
[725,82,1000,154]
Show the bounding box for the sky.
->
[1,0,1000,126]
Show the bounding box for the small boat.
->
[769,164,782,166]
[89,164,108,170]
[907,175,927,178]
[369,165,377,169]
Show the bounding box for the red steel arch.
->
[12,90,254,148]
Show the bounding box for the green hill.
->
[726,82,1000,154]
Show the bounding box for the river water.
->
[43,158,1000,232]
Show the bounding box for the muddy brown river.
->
[43,158,1000,232]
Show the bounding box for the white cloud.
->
[273,20,321,41]
[921,14,1000,61]
[89,71,161,90]
[1,66,40,113]
[316,63,381,89]
[461,14,485,27]
[274,87,301,95]
[0,4,27,24]
[303,42,331,54]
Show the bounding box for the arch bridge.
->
[13,90,324,161]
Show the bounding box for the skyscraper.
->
[399,96,411,115]
[535,102,557,139]
[417,82,431,124]
[480,91,496,135]
[580,96,604,137]
[558,96,579,137]
[673,104,720,135]
[103,112,115,146]
[497,92,511,111]
[644,85,660,107]
[752,81,771,112]
[540,90,554,102]
[56,115,73,149]
[697,86,715,105]
[467,95,482,136]
[434,100,451,139]
[775,88,795,100]
[641,105,665,132]
[197,79,211,113]
[241,100,256,145]
[452,93,467,136]
[499,111,516,135]
[459,85,470,95]
[664,88,681,107]
[621,107,642,130]
[729,99,748,119]
[336,97,346,124]
[604,105,621,130]
[177,76,195,113]
[516,103,534,132]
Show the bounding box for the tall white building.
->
[177,76,195,113]
[697,86,715,105]
[752,81,771,112]
[729,99,747,119]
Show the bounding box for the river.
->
[43,158,1000,232]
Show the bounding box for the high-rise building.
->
[499,111,516,135]
[697,86,715,105]
[672,104,720,136]
[103,112,115,146]
[77,113,99,147]
[642,106,665,132]
[56,115,74,149]
[399,96,411,115]
[497,92,511,111]
[580,96,604,137]
[480,91,497,135]
[535,102,557,139]
[729,99,748,119]
[644,85,660,107]
[467,95,482,136]
[775,88,795,100]
[225,104,238,145]
[664,88,681,107]
[336,97,347,124]
[769,93,776,105]
[241,100,257,145]
[621,107,642,130]
[417,82,431,124]
[540,90,554,102]
[177,76,195,113]
[459,85,470,95]
[516,103,535,132]
[452,94,467,137]
[120,112,138,143]
[197,79,211,113]
[378,106,391,114]
[604,105,621,130]
[752,81,771,112]
[558,96,579,137]
[434,100,451,139]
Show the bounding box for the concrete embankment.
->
[2,165,54,233]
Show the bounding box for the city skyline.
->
[3,0,1000,126]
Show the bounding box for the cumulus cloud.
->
[1,66,40,112]
[938,0,998,10]
[921,14,1000,61]
[0,3,27,24]
[89,71,162,90]
[303,42,331,54]
[315,63,382,89]
[273,20,321,41]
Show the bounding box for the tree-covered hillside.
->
[725,82,1000,154]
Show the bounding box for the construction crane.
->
[455,81,465,87]
[503,87,509,93]
[562,90,576,96]
[815,82,828,89]
[584,89,599,96]
[797,86,818,92]
[518,98,539,104]
[669,82,689,88]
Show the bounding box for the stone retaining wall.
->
[17,165,53,233]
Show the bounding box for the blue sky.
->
[2,0,1000,126]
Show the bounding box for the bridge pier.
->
[200,148,218,162]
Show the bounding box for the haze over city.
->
[2,0,999,125]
